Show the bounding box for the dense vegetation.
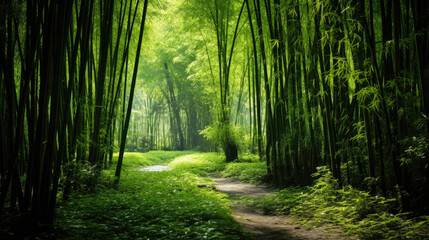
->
[1,0,428,238]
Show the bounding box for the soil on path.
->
[211,177,354,240]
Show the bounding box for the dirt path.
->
[211,177,353,240]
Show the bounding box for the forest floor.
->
[212,176,353,240]
[13,151,424,239]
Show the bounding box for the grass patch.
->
[221,162,267,184]
[143,151,198,165]
[111,151,196,170]
[169,153,226,176]
[169,152,266,184]
[111,152,153,169]
[56,151,251,240]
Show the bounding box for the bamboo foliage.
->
[187,0,428,204]
[0,0,149,226]
[239,0,428,210]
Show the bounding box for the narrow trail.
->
[211,177,352,240]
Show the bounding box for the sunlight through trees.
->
[1,0,428,234]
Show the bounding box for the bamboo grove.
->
[0,0,149,225]
[181,0,429,213]
[263,0,429,211]
[1,0,429,228]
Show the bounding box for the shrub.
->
[258,166,429,239]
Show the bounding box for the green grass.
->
[169,153,226,176]
[111,151,197,170]
[55,151,251,240]
[168,152,267,184]
[221,162,267,184]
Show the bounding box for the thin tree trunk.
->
[115,0,149,184]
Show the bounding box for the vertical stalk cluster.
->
[240,0,428,211]
[0,0,149,225]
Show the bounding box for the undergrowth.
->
[257,166,429,239]
[55,151,251,240]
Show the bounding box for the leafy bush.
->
[200,122,252,153]
[258,166,429,239]
[236,153,260,163]
[61,161,100,193]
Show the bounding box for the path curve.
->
[211,177,354,240]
